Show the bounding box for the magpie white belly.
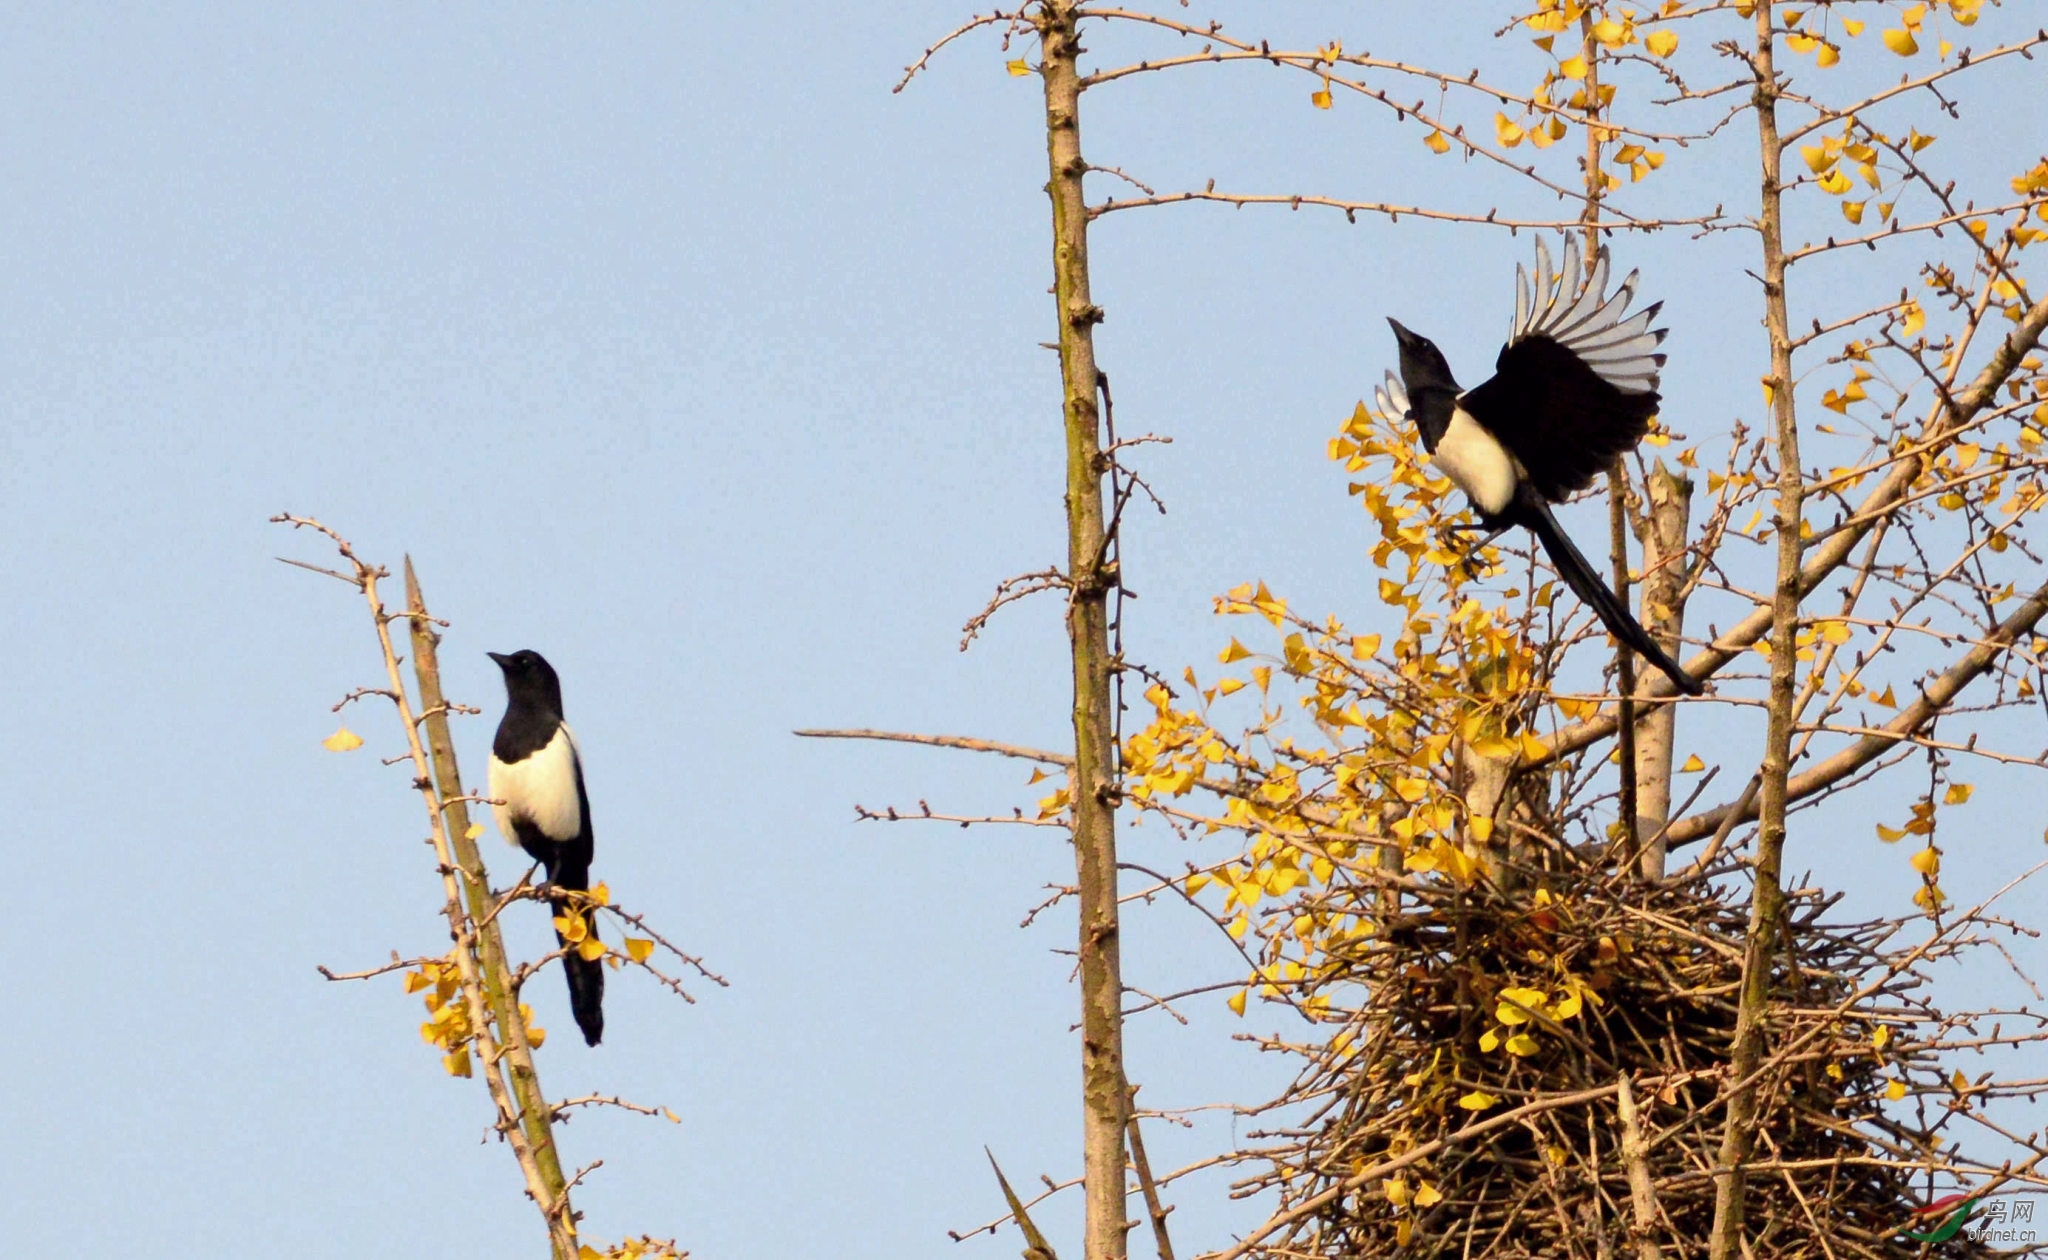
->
[1432,406,1518,517]
[488,725,584,843]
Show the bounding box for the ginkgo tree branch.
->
[1090,186,1724,232]
[1664,573,2048,849]
[404,556,575,1243]
[1775,30,2048,146]
[794,727,1073,766]
[894,9,1031,93]
[1707,10,1801,1249]
[1069,18,1694,232]
[1039,4,1133,1257]
[1073,7,1709,145]
[275,516,578,1259]
[1537,290,2048,762]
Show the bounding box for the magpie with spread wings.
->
[1380,236,1703,696]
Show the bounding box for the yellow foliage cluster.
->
[403,953,547,1076]
[577,1237,685,1260]
[1120,392,1598,1016]
[1492,1,1676,182]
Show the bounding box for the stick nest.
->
[1230,859,2043,1258]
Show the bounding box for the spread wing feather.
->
[1373,372,1411,426]
[1459,236,1670,501]
[1507,236,1667,396]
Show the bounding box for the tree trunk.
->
[1630,465,1693,879]
[1037,6,1130,1259]
[1709,12,1800,1255]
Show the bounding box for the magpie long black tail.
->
[548,866,606,1047]
[1518,493,1705,696]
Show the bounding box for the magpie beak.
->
[488,648,606,1045]
[1381,238,1704,697]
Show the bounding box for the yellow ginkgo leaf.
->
[1413,1181,1444,1208]
[1882,28,1919,55]
[1680,753,1707,773]
[1873,1024,1893,1050]
[1458,1090,1500,1110]
[1644,29,1679,58]
[1944,783,1973,805]
[464,822,485,841]
[1558,54,1589,79]
[323,727,364,752]
[1311,82,1333,110]
[1496,987,1547,1025]
[1220,639,1251,664]
[1006,59,1031,76]
[625,937,655,963]
[1842,200,1866,224]
[443,1050,473,1078]
[1911,847,1941,877]
[1423,130,1451,154]
[1227,989,1247,1016]
[1495,112,1526,147]
[1886,1078,1908,1100]
[577,935,607,962]
[1504,1032,1541,1057]
[1383,1177,1412,1207]
[1817,168,1854,194]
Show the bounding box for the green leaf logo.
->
[1900,1193,1980,1243]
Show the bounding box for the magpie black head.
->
[1387,318,1460,394]
[489,649,564,719]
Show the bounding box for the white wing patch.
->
[1372,372,1410,425]
[489,724,584,844]
[1507,235,1666,396]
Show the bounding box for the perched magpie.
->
[488,649,605,1046]
[1381,235,1704,696]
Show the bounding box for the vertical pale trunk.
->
[1037,6,1130,1259]
[1709,10,1801,1256]
[405,559,573,1255]
[1631,466,1693,878]
[347,558,575,1258]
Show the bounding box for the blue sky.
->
[3,4,2044,1256]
